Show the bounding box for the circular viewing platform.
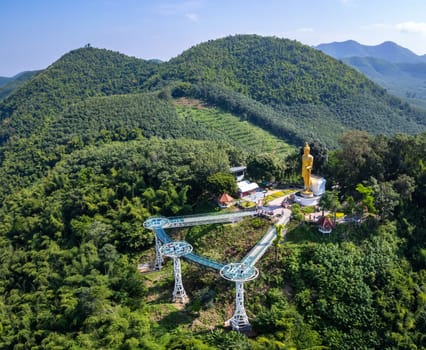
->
[220,263,259,282]
[143,217,169,229]
[160,241,193,258]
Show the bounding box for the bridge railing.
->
[154,227,224,270]
[163,210,258,228]
[165,208,257,221]
[154,227,173,243]
[184,253,225,271]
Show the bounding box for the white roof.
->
[237,180,259,193]
[230,166,247,173]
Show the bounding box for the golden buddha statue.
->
[301,142,314,196]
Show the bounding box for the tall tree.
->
[247,153,284,183]
[206,172,238,196]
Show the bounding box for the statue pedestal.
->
[294,191,321,206]
[294,175,326,207]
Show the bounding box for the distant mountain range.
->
[316,40,426,64]
[0,70,39,100]
[315,40,426,109]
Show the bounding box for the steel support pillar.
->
[153,233,164,270]
[172,257,188,303]
[229,281,251,331]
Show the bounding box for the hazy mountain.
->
[315,40,426,63]
[0,76,11,87]
[315,40,426,109]
[342,56,426,106]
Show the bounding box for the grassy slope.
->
[175,98,295,158]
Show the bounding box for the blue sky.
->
[1,0,426,76]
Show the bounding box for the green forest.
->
[0,35,425,349]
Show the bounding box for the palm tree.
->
[273,223,285,262]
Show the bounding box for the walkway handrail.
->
[154,227,173,243]
[165,208,257,221]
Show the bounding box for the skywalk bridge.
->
[144,209,257,230]
[143,208,290,331]
[153,226,225,270]
[241,215,289,267]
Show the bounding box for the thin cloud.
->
[186,13,199,22]
[339,0,356,6]
[366,21,426,36]
[156,1,203,16]
[297,27,314,33]
[364,23,391,30]
[396,21,426,35]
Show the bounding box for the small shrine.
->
[317,216,335,234]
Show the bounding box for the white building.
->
[237,180,259,198]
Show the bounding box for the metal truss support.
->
[160,241,193,304]
[229,281,251,331]
[172,257,188,303]
[220,263,258,332]
[153,233,164,270]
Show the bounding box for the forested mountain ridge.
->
[0,47,158,144]
[1,35,426,204]
[156,35,426,140]
[0,48,166,200]
[1,35,425,148]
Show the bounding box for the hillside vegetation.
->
[0,48,157,144]
[0,35,425,349]
[1,35,425,154]
[0,92,224,202]
[0,130,425,349]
